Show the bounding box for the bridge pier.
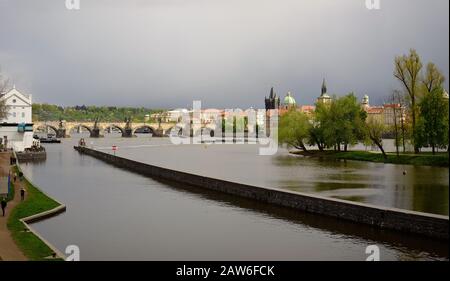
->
[56,128,67,138]
[122,128,133,137]
[90,128,102,138]
[153,128,164,137]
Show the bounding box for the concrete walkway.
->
[0,152,27,261]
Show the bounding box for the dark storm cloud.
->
[0,0,448,108]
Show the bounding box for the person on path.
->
[20,188,25,201]
[1,198,7,217]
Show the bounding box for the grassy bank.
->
[292,150,449,167]
[7,166,63,260]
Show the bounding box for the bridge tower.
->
[90,118,101,138]
[122,117,133,137]
[56,120,67,138]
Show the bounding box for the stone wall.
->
[15,151,46,162]
[74,146,449,240]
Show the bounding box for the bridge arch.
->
[69,124,93,134]
[103,124,125,135]
[132,125,156,135]
[35,124,58,135]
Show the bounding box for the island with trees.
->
[279,49,449,167]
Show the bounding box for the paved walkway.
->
[0,152,27,261]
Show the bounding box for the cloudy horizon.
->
[0,0,449,109]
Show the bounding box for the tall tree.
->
[389,90,401,157]
[394,49,423,153]
[0,69,9,120]
[317,93,366,151]
[421,63,445,95]
[365,117,387,159]
[279,109,311,152]
[417,87,449,154]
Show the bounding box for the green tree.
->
[0,69,10,120]
[309,101,329,150]
[394,49,423,153]
[365,117,387,159]
[314,93,367,151]
[417,87,449,154]
[308,120,326,151]
[279,109,311,151]
[32,103,164,123]
[421,62,445,95]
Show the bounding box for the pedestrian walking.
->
[1,197,7,217]
[20,188,25,201]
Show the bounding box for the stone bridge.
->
[33,121,176,138]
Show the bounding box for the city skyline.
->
[0,0,449,109]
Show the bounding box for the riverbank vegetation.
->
[292,150,449,167]
[32,104,164,123]
[279,49,449,164]
[0,71,9,119]
[7,166,63,260]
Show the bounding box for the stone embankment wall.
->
[75,146,449,240]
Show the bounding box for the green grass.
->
[293,150,449,167]
[7,166,63,261]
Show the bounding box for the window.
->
[22,112,25,118]
[13,112,16,117]
[12,99,16,103]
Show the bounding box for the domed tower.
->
[283,91,296,109]
[361,94,370,109]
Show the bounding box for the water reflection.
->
[150,176,448,260]
[269,152,449,215]
[18,135,448,260]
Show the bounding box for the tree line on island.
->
[31,104,164,123]
[279,49,449,157]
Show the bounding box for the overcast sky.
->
[0,0,448,109]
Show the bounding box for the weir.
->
[74,146,449,240]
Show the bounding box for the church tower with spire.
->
[317,78,332,104]
[265,87,280,110]
[321,78,327,96]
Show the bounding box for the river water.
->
[19,134,448,260]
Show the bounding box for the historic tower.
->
[265,87,280,111]
[317,78,332,104]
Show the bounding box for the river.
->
[19,134,448,260]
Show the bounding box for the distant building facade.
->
[360,95,407,127]
[0,85,34,151]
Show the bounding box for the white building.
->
[0,85,34,151]
[166,108,189,122]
